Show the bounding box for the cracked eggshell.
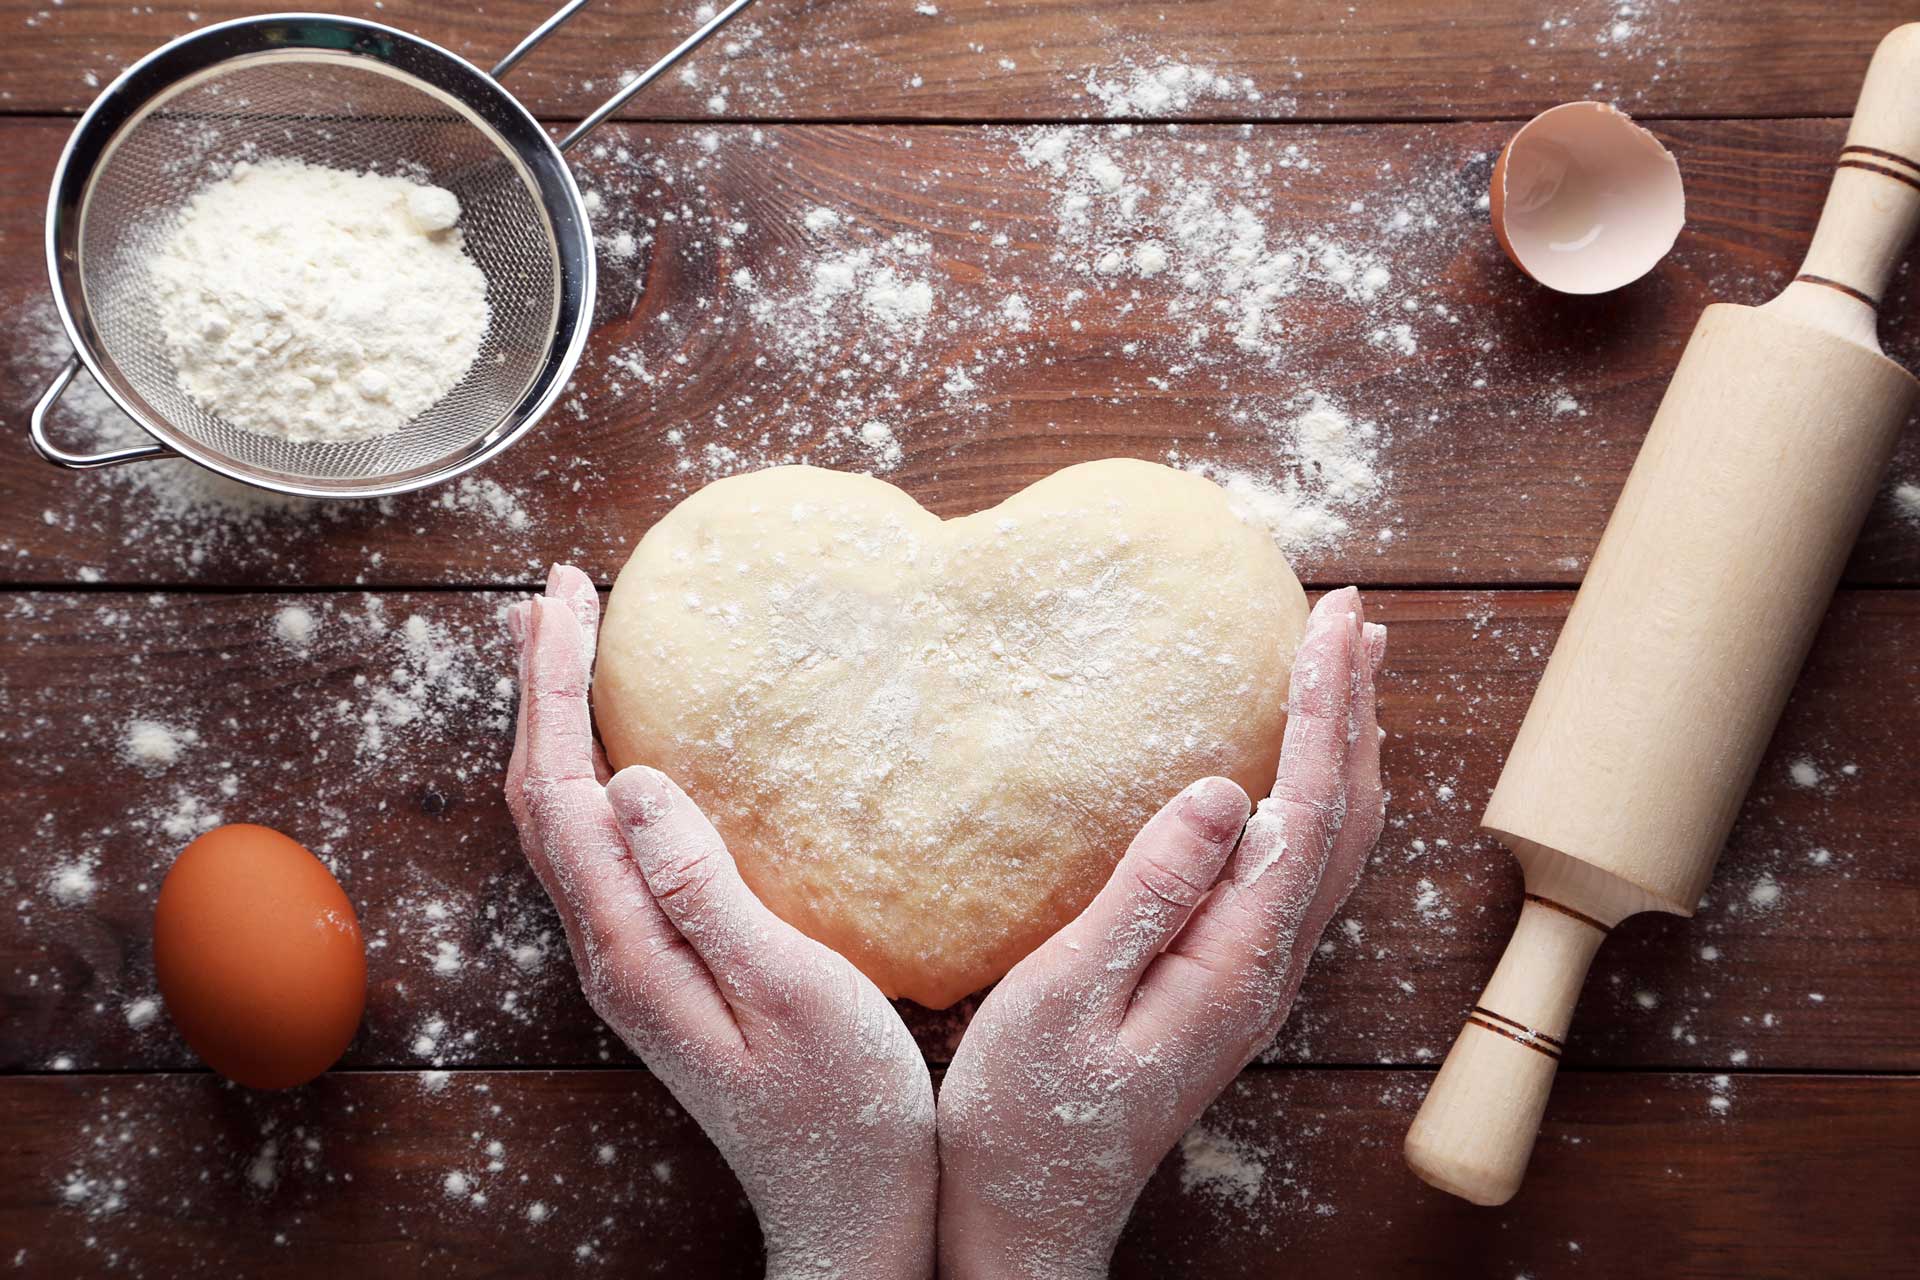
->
[1491,101,1685,294]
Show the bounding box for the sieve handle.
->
[489,0,758,153]
[29,354,172,469]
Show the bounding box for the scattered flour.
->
[1083,60,1262,117]
[589,119,1477,556]
[1178,1122,1268,1209]
[1787,757,1824,788]
[856,421,905,471]
[1410,878,1451,924]
[245,1140,279,1191]
[1705,1073,1735,1117]
[48,858,99,907]
[123,718,195,770]
[1893,481,1920,528]
[1179,392,1385,554]
[431,940,464,977]
[1016,125,1396,363]
[274,605,318,648]
[752,230,939,355]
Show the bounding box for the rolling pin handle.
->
[1790,24,1920,313]
[1404,894,1609,1206]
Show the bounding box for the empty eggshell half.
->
[1490,102,1685,294]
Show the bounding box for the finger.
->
[1277,615,1387,1002]
[543,564,612,783]
[544,564,609,768]
[1142,605,1366,1044]
[1261,590,1362,855]
[521,596,599,791]
[545,563,601,674]
[507,591,737,1062]
[1025,777,1249,1026]
[1131,791,1331,1049]
[605,765,821,1035]
[508,599,637,935]
[509,597,621,933]
[505,600,534,805]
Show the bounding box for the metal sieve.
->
[31,1,753,499]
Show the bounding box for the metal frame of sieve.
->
[31,0,754,500]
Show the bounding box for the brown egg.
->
[154,823,366,1089]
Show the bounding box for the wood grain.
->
[5,588,1914,1075]
[4,117,1918,590]
[0,0,1912,122]
[1,1068,1913,1277]
[1,3,1915,1265]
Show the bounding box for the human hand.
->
[936,587,1386,1278]
[506,565,937,1279]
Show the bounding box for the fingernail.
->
[1178,776,1251,843]
[606,765,675,833]
[1308,585,1358,628]
[1363,622,1387,668]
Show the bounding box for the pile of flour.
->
[149,159,491,444]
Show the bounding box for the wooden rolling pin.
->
[1404,23,1920,1207]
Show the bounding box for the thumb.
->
[604,765,803,1024]
[1036,776,1250,1024]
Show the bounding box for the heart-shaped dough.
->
[595,459,1308,1008]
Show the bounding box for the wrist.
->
[761,1138,937,1280]
[767,1201,934,1280]
[936,1191,1114,1280]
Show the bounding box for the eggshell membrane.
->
[154,824,366,1089]
[1491,101,1685,294]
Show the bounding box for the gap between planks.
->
[8,1063,1918,1080]
[4,581,1917,596]
[0,109,1869,128]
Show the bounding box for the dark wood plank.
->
[4,117,1918,590]
[4,589,1914,1074]
[0,1068,1913,1277]
[0,0,1912,122]
[1116,1070,1920,1279]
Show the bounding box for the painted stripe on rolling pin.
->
[1795,273,1881,308]
[1465,1011,1563,1061]
[1469,1006,1567,1051]
[1841,144,1920,177]
[1521,892,1612,934]
[1838,155,1920,195]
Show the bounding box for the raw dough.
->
[594,459,1308,1008]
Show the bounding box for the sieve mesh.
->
[71,49,563,488]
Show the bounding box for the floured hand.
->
[936,587,1386,1278]
[506,565,937,1280]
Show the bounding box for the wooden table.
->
[3,2,1918,1274]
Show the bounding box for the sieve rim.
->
[42,12,598,501]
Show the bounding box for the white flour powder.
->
[149,159,491,444]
